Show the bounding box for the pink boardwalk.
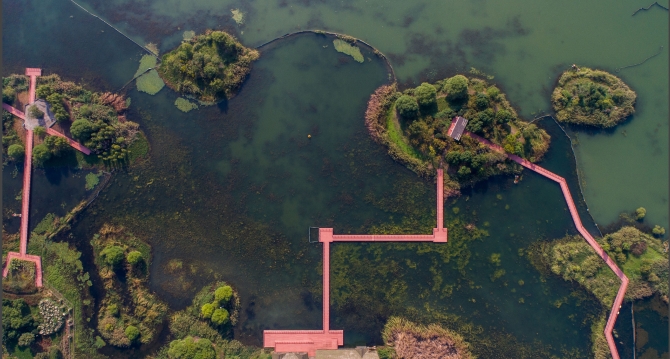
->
[2,68,90,288]
[465,130,628,359]
[264,170,447,357]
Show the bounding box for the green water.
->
[3,0,668,357]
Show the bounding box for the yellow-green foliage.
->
[382,317,474,359]
[92,224,167,347]
[333,39,364,63]
[552,67,636,128]
[590,313,610,359]
[158,30,259,103]
[174,97,199,112]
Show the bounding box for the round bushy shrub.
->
[635,207,646,220]
[125,325,140,341]
[28,105,44,119]
[101,245,125,267]
[414,83,437,107]
[126,251,143,265]
[395,95,419,119]
[201,303,215,319]
[7,144,24,161]
[32,144,51,167]
[474,93,490,110]
[70,119,94,141]
[214,285,233,304]
[211,308,229,326]
[444,75,469,101]
[168,337,216,359]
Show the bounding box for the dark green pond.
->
[3,0,667,357]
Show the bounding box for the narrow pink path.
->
[46,128,92,155]
[3,103,26,119]
[465,130,627,359]
[264,170,447,357]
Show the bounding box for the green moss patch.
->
[136,70,165,95]
[85,172,101,190]
[552,67,636,128]
[333,39,364,63]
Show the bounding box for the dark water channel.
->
[3,0,667,357]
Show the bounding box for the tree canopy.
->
[214,285,233,304]
[444,75,469,101]
[32,143,52,166]
[414,83,437,107]
[8,144,24,161]
[395,95,419,119]
[167,336,216,359]
[101,245,125,267]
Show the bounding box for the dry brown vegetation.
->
[382,317,474,359]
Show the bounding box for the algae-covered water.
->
[3,0,668,357]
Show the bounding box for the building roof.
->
[447,116,468,141]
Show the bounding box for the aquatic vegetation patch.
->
[174,97,199,112]
[231,9,245,25]
[382,317,474,359]
[333,39,365,63]
[182,30,196,41]
[85,172,101,190]
[552,67,636,128]
[365,75,550,197]
[136,69,165,95]
[158,30,259,103]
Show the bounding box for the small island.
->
[157,30,260,103]
[366,75,550,196]
[551,67,636,128]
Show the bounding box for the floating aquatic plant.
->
[85,172,101,190]
[231,9,244,25]
[134,55,165,95]
[182,30,195,41]
[333,39,364,63]
[175,97,198,113]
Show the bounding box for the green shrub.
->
[70,119,94,141]
[29,105,44,119]
[635,207,646,220]
[210,308,229,326]
[18,332,35,347]
[7,144,24,161]
[100,245,125,267]
[377,347,396,359]
[495,109,513,124]
[214,285,233,304]
[652,225,665,237]
[44,135,70,156]
[444,75,469,101]
[414,83,437,107]
[33,126,46,137]
[168,336,216,359]
[395,95,419,119]
[32,143,52,166]
[125,325,140,341]
[201,303,215,319]
[486,86,500,100]
[474,93,490,110]
[107,304,119,317]
[126,251,143,265]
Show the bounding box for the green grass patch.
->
[174,97,199,112]
[622,248,664,277]
[386,104,422,160]
[333,39,364,63]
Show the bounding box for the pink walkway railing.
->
[264,170,448,357]
[465,130,627,359]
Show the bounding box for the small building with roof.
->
[23,99,56,130]
[446,116,468,141]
